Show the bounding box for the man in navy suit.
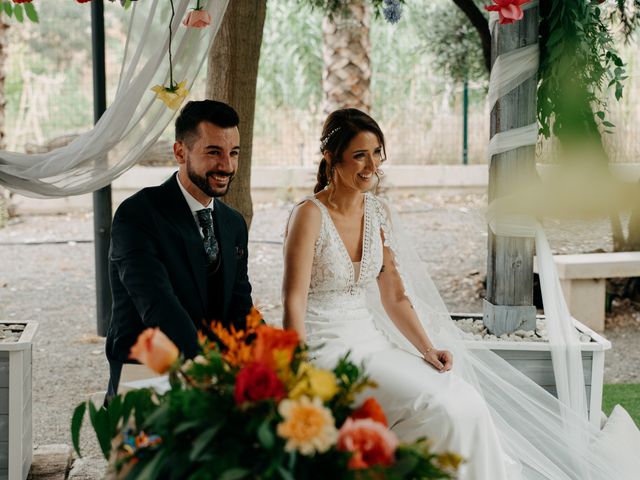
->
[105,100,253,398]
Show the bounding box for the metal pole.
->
[462,80,469,165]
[91,0,112,336]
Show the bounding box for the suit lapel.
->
[160,174,208,311]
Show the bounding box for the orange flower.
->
[129,328,179,374]
[350,397,388,427]
[211,322,254,367]
[252,325,299,371]
[337,418,399,470]
[182,9,211,28]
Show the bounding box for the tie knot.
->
[196,208,213,228]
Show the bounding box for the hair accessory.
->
[320,127,341,151]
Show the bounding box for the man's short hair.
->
[175,100,240,146]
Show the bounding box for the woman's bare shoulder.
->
[288,198,322,235]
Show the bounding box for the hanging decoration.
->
[150,0,190,110]
[183,0,211,28]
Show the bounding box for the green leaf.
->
[219,468,250,480]
[173,419,204,435]
[135,450,167,478]
[107,395,123,438]
[277,466,296,480]
[596,111,605,120]
[71,402,87,457]
[13,3,23,22]
[2,2,12,17]
[602,120,615,128]
[23,2,38,23]
[189,422,223,462]
[88,401,113,459]
[257,419,275,449]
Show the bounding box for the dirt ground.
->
[1,188,638,460]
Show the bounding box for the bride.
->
[282,108,639,479]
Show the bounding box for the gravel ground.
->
[1,188,638,461]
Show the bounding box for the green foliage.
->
[408,0,488,84]
[538,0,627,140]
[0,1,39,23]
[298,0,405,20]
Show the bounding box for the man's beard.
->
[187,161,235,198]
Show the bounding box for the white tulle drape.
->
[367,201,627,479]
[0,0,229,197]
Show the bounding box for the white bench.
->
[535,252,640,331]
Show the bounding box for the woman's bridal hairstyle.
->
[314,109,386,194]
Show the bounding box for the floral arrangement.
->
[71,309,461,479]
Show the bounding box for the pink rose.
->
[129,328,179,374]
[182,9,211,29]
[484,0,531,25]
[337,418,399,470]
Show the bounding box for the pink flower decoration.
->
[337,418,399,470]
[183,9,211,29]
[484,0,531,25]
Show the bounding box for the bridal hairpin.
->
[320,127,341,151]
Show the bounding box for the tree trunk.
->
[321,0,371,114]
[205,0,267,228]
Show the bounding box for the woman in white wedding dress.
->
[282,109,640,479]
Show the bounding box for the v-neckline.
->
[314,193,369,285]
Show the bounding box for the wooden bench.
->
[535,252,640,331]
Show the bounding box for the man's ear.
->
[174,141,186,165]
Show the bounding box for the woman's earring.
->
[329,166,335,183]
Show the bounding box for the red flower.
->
[252,325,299,371]
[234,362,286,405]
[12,0,33,3]
[77,0,92,3]
[350,397,388,427]
[337,418,399,469]
[484,0,531,25]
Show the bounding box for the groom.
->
[105,100,253,398]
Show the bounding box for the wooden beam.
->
[484,6,539,335]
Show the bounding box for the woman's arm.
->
[376,237,452,372]
[282,201,322,341]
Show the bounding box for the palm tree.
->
[321,0,371,115]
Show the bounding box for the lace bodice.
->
[306,193,384,298]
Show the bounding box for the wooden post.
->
[484,7,539,336]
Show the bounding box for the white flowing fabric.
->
[0,0,229,197]
[293,192,637,479]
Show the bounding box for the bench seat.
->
[535,252,640,331]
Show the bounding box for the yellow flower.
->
[277,396,338,456]
[436,452,464,471]
[289,362,339,402]
[151,80,189,110]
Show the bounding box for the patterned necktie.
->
[196,208,219,265]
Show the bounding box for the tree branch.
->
[450,0,491,72]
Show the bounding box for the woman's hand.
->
[422,349,453,373]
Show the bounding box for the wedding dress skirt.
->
[303,195,512,479]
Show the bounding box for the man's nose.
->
[216,153,234,172]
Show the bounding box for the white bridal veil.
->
[0,0,229,197]
[367,199,637,479]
